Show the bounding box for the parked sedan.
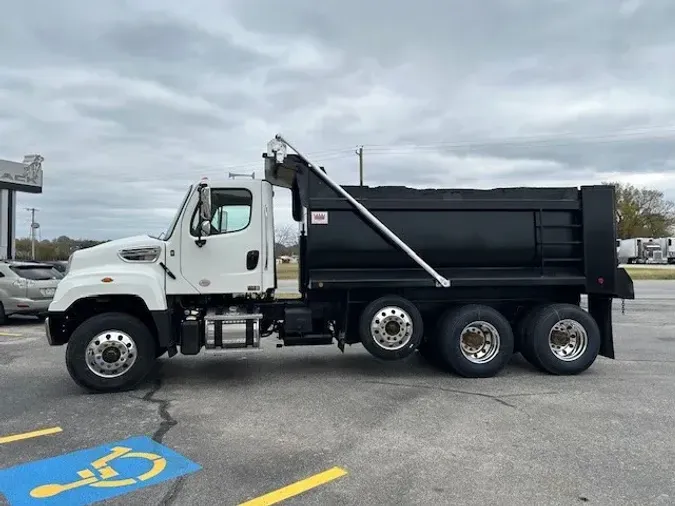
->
[0,260,63,324]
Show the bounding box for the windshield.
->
[153,185,193,240]
[11,266,64,280]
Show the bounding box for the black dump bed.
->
[282,155,633,299]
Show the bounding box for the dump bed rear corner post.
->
[580,185,617,295]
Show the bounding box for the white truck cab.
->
[46,155,284,392]
[162,177,276,297]
[51,178,277,313]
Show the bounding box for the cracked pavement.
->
[2,280,675,505]
[138,368,183,506]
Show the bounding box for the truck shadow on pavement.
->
[149,350,545,390]
[2,317,44,327]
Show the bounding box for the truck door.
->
[179,181,263,294]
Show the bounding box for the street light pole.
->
[26,207,38,260]
[355,146,364,186]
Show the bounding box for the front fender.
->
[50,267,167,312]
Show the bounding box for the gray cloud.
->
[2,0,675,240]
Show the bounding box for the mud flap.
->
[588,295,614,359]
[615,267,635,300]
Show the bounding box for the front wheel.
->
[66,312,157,393]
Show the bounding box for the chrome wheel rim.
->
[370,306,414,350]
[85,330,137,378]
[548,319,588,361]
[459,321,501,364]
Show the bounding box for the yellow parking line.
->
[238,467,348,506]
[0,332,23,337]
[0,426,63,444]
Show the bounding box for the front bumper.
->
[45,311,68,346]
[45,316,54,345]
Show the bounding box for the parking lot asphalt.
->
[1,281,675,505]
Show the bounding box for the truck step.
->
[205,312,264,322]
[282,333,333,347]
[205,308,263,350]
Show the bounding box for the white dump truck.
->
[45,135,634,393]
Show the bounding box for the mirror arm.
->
[194,199,207,247]
[194,180,212,247]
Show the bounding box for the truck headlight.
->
[118,246,162,263]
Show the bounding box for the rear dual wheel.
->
[433,304,514,378]
[518,303,600,375]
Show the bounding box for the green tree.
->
[14,236,108,260]
[605,181,675,239]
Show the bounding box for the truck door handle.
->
[247,250,260,270]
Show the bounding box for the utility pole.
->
[355,145,364,186]
[26,207,38,260]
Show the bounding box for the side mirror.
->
[200,220,211,236]
[220,209,229,233]
[199,185,211,221]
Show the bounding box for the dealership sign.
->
[0,154,43,193]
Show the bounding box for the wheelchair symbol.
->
[29,445,167,499]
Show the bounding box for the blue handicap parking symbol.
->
[0,435,201,506]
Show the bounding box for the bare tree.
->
[275,223,298,246]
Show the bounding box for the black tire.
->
[435,304,514,378]
[521,303,600,375]
[66,312,157,393]
[359,295,424,361]
[0,303,6,325]
[513,304,547,359]
[417,336,442,367]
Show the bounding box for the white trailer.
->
[658,237,675,264]
[617,237,664,264]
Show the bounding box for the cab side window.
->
[190,188,252,236]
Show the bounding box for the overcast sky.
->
[1,0,674,240]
